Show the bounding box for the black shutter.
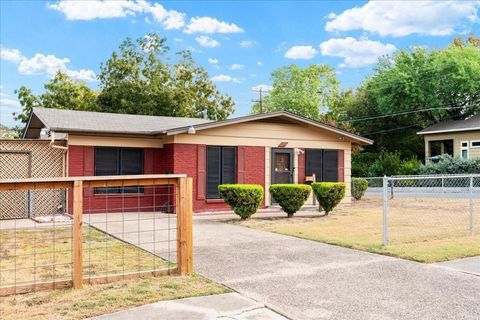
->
[306,149,323,179]
[222,147,236,185]
[206,146,221,198]
[323,150,338,182]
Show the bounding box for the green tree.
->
[14,72,98,124]
[251,64,339,119]
[97,33,234,120]
[333,45,480,159]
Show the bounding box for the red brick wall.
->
[67,146,166,214]
[243,146,266,207]
[68,143,267,214]
[166,143,266,212]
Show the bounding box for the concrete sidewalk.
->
[434,256,480,276]
[92,292,288,320]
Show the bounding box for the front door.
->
[271,148,294,184]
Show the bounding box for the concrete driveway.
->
[193,217,480,320]
[87,213,480,319]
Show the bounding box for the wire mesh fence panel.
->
[0,187,73,294]
[82,184,177,282]
[0,175,192,296]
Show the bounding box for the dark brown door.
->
[271,148,293,184]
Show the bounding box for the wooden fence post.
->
[73,180,83,288]
[176,177,193,275]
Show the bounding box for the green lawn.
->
[234,197,480,263]
[0,274,230,320]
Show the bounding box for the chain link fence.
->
[356,174,479,245]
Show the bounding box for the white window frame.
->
[470,140,480,148]
[460,141,469,160]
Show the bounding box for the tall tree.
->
[251,64,339,119]
[97,33,234,120]
[14,72,98,124]
[332,44,480,159]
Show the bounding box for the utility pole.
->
[252,87,269,114]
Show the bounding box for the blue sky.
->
[1,0,479,128]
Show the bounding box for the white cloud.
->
[208,58,219,64]
[229,64,244,70]
[239,40,257,48]
[319,37,396,68]
[48,0,144,20]
[184,17,243,34]
[147,3,185,29]
[0,48,24,63]
[48,0,185,30]
[195,36,220,48]
[257,61,263,66]
[18,53,70,75]
[65,69,97,82]
[174,37,184,43]
[251,84,272,92]
[211,74,241,83]
[2,48,97,81]
[284,45,318,60]
[325,1,480,37]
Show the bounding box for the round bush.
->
[311,182,346,215]
[269,184,312,217]
[218,184,264,219]
[351,178,368,200]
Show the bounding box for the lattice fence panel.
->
[0,140,65,219]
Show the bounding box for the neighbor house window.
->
[471,141,480,148]
[306,149,339,182]
[206,146,236,199]
[461,141,469,160]
[94,147,144,194]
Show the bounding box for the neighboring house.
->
[23,108,372,213]
[417,114,480,161]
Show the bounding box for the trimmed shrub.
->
[269,184,312,217]
[351,178,368,200]
[218,184,264,219]
[416,155,480,174]
[311,182,346,215]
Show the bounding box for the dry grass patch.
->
[0,226,173,287]
[0,274,230,320]
[234,197,480,263]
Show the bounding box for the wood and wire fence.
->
[0,175,193,296]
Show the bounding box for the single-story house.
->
[417,114,480,161]
[23,108,372,213]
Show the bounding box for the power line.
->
[337,105,474,123]
[361,112,464,136]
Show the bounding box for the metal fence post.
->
[469,176,474,236]
[383,175,389,246]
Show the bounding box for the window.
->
[461,141,469,160]
[206,146,236,198]
[306,149,338,182]
[471,141,480,148]
[94,147,144,194]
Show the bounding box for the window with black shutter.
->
[206,146,236,198]
[94,147,144,194]
[305,149,338,182]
